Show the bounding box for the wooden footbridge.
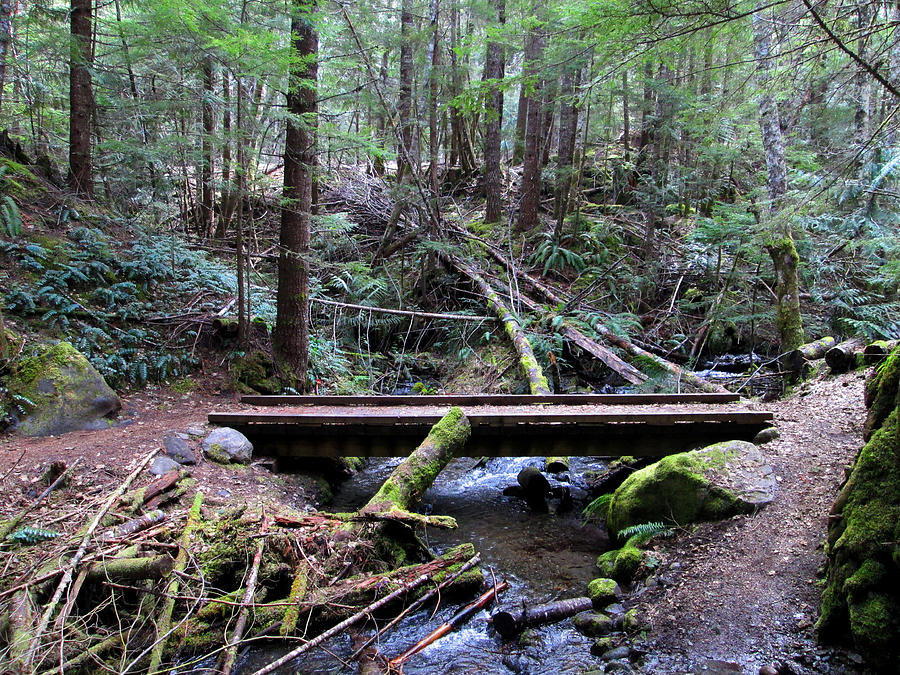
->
[208,393,773,458]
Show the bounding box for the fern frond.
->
[619,521,673,546]
[7,526,63,544]
[582,493,613,524]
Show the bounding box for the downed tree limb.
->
[24,450,157,670]
[359,407,470,520]
[560,324,648,386]
[863,339,899,365]
[445,254,552,395]
[825,337,867,374]
[250,573,434,675]
[491,595,594,638]
[591,323,730,394]
[783,336,835,374]
[311,297,492,322]
[349,554,483,661]
[146,491,204,674]
[221,511,271,675]
[85,554,174,584]
[101,510,167,541]
[388,579,510,669]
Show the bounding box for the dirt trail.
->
[635,371,868,674]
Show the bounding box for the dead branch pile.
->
[320,165,395,234]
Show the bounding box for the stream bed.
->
[237,455,616,674]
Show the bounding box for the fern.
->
[6,526,62,544]
[619,521,673,546]
[1,195,22,237]
[582,493,613,524]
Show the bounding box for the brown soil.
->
[634,370,869,675]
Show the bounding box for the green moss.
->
[847,594,900,671]
[587,577,620,606]
[864,349,900,440]
[623,607,648,633]
[573,611,614,637]
[230,350,282,394]
[596,544,642,583]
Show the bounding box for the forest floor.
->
[634,369,869,675]
[0,369,872,674]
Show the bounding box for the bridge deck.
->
[209,396,773,458]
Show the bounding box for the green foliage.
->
[6,525,63,545]
[618,521,673,546]
[0,167,23,238]
[583,493,613,524]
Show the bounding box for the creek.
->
[238,455,616,674]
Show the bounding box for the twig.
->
[24,451,155,669]
[220,511,271,675]
[250,573,433,675]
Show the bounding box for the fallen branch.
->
[311,297,492,322]
[491,595,594,638]
[783,336,835,374]
[250,573,434,675]
[825,337,867,374]
[388,579,509,669]
[24,450,156,669]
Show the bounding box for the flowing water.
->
[234,455,615,674]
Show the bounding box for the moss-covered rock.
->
[606,440,775,535]
[573,611,615,637]
[587,577,622,607]
[6,341,120,436]
[230,350,282,394]
[863,348,900,441]
[596,545,643,583]
[817,403,900,670]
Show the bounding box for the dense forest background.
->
[1,0,899,395]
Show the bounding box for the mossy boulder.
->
[587,577,622,607]
[6,341,120,436]
[596,544,643,583]
[818,350,900,670]
[573,611,615,637]
[230,350,281,394]
[606,440,776,536]
[863,348,900,441]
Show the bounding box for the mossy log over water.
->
[359,406,470,525]
[818,346,900,670]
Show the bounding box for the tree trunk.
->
[554,62,580,233]
[752,6,804,351]
[200,58,215,238]
[517,25,544,232]
[273,1,317,389]
[360,407,470,518]
[0,0,13,113]
[825,337,867,374]
[397,0,414,181]
[492,596,594,637]
[217,71,234,238]
[69,0,94,198]
[482,0,505,224]
[426,0,440,226]
[447,255,551,395]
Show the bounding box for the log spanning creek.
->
[206,394,772,673]
[241,455,616,674]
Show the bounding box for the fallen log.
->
[85,554,174,584]
[101,509,167,541]
[863,339,899,366]
[359,407,470,521]
[561,325,648,386]
[592,323,729,394]
[491,596,594,638]
[389,580,510,669]
[783,336,835,374]
[825,337,867,374]
[445,255,551,395]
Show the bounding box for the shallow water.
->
[235,455,613,674]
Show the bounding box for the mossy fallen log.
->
[359,406,470,520]
[784,336,835,375]
[84,554,174,584]
[825,337,867,374]
[863,340,899,366]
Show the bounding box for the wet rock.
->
[623,608,648,633]
[603,660,633,673]
[573,611,614,637]
[149,456,182,476]
[7,341,121,436]
[596,545,643,583]
[202,428,253,464]
[588,578,622,607]
[606,440,777,534]
[601,646,631,661]
[753,427,780,444]
[603,602,626,616]
[163,432,196,465]
[590,637,617,656]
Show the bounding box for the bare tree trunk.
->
[554,62,580,233]
[0,0,14,113]
[216,71,234,238]
[517,23,544,232]
[69,0,94,198]
[397,0,414,181]
[274,1,317,389]
[200,58,215,238]
[427,0,440,222]
[752,6,804,351]
[483,0,505,223]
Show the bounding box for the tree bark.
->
[360,407,470,519]
[0,0,13,113]
[482,0,505,223]
[752,6,804,351]
[554,61,580,234]
[273,1,317,390]
[825,337,867,374]
[517,24,545,232]
[447,255,552,395]
[492,596,594,637]
[69,0,94,198]
[200,58,215,238]
[397,0,414,181]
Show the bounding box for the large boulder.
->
[606,440,776,536]
[7,341,120,436]
[818,348,900,670]
[202,427,253,464]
